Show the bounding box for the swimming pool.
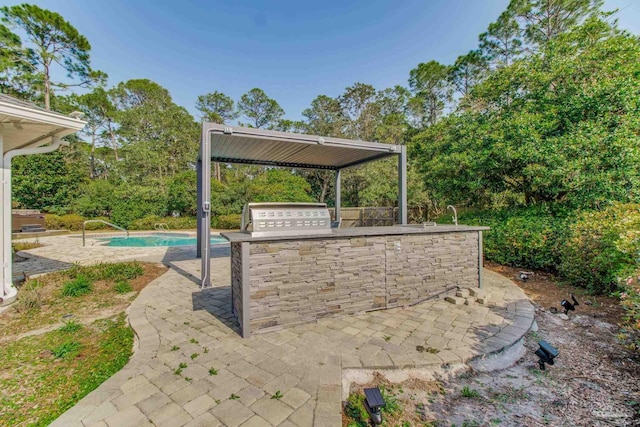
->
[98,234,228,247]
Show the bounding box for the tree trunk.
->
[43,63,51,110]
[90,132,96,179]
[214,162,221,182]
[319,177,329,202]
[107,120,119,160]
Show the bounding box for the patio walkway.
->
[16,235,534,427]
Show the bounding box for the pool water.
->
[99,234,228,247]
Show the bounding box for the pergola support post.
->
[200,127,212,288]
[398,145,407,225]
[196,158,202,258]
[335,169,341,223]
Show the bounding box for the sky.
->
[2,0,639,121]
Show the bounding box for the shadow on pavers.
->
[160,244,230,286]
[191,286,242,336]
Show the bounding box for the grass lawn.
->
[0,315,132,426]
[0,261,167,426]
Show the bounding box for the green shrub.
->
[58,214,87,231]
[61,275,93,297]
[619,269,640,352]
[83,217,111,230]
[460,205,571,271]
[559,203,640,294]
[129,215,196,230]
[111,185,168,228]
[113,280,133,294]
[45,213,62,230]
[167,171,197,216]
[216,214,241,230]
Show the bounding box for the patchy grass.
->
[12,240,43,252]
[15,279,44,313]
[61,275,93,297]
[113,280,133,294]
[460,386,481,398]
[0,314,133,427]
[0,261,166,425]
[2,262,166,339]
[59,320,83,333]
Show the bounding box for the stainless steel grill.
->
[241,203,332,237]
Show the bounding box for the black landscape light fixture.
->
[363,387,386,425]
[535,340,559,370]
[560,294,580,315]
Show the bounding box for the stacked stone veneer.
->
[231,231,480,334]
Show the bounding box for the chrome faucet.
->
[447,205,458,226]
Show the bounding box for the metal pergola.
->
[196,123,407,288]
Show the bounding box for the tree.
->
[339,83,380,140]
[509,0,603,48]
[408,61,452,128]
[237,88,284,129]
[412,17,640,209]
[113,79,199,183]
[0,23,35,98]
[302,95,346,137]
[1,4,105,109]
[196,91,238,181]
[479,11,523,67]
[70,88,117,178]
[448,50,488,103]
[195,91,238,123]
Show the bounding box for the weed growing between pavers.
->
[0,314,133,427]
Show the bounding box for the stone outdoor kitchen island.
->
[222,224,488,337]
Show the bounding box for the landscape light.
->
[363,387,386,425]
[535,340,559,370]
[560,294,580,315]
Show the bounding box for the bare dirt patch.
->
[344,268,640,426]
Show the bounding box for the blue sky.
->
[2,0,639,121]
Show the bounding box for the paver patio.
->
[13,235,534,427]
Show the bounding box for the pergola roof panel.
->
[205,123,400,170]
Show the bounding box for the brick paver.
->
[15,235,534,426]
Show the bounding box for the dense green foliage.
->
[620,269,640,351]
[459,205,570,272]
[412,17,640,210]
[559,204,640,293]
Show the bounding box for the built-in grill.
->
[241,202,332,237]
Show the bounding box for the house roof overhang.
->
[0,94,86,154]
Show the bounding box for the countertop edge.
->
[221,225,490,243]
